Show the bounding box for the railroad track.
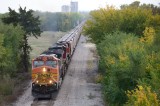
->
[31,91,58,106]
[31,98,53,106]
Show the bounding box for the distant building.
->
[61,5,70,12]
[70,1,78,12]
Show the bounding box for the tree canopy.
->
[84,2,160,105]
[33,11,85,32]
[2,7,42,72]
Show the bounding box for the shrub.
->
[98,32,148,105]
[125,85,159,106]
[83,2,160,105]
[0,75,14,96]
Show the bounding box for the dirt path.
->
[12,35,104,106]
[54,35,103,106]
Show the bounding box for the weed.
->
[0,75,14,96]
[87,60,93,71]
[87,93,96,99]
[95,74,103,83]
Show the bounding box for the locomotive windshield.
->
[46,60,57,68]
[33,60,44,68]
[49,48,63,54]
[48,48,63,58]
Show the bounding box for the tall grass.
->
[0,75,14,105]
[0,75,14,96]
[28,31,67,59]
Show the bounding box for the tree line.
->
[34,11,84,32]
[84,1,160,105]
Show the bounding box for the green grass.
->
[0,75,14,96]
[28,31,67,59]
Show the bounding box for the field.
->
[28,31,67,59]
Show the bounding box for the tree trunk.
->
[22,34,29,72]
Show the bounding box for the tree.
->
[125,85,159,106]
[129,1,140,7]
[0,23,24,75]
[2,7,42,72]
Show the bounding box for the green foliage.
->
[84,2,160,105]
[125,85,159,106]
[2,7,42,72]
[140,27,155,45]
[0,75,14,96]
[97,29,160,105]
[34,11,85,31]
[0,34,6,70]
[2,7,41,38]
[84,4,160,44]
[84,2,160,106]
[84,6,121,43]
[146,14,160,32]
[120,7,151,36]
[0,75,15,105]
[0,23,23,75]
[122,2,160,15]
[98,32,147,105]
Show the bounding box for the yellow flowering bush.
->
[125,85,159,106]
[140,27,155,45]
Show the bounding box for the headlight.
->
[49,80,53,84]
[43,67,46,72]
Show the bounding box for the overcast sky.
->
[0,0,159,13]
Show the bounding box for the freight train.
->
[31,23,83,98]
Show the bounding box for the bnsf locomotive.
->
[31,23,83,98]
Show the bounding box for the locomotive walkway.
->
[13,35,104,106]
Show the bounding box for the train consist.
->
[31,23,83,98]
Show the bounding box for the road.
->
[12,35,104,106]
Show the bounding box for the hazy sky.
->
[0,0,159,13]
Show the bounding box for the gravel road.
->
[12,35,104,106]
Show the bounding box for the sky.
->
[0,0,159,13]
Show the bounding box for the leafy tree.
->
[2,7,42,72]
[84,6,121,44]
[99,32,147,105]
[84,3,160,43]
[83,1,160,105]
[130,1,140,7]
[0,34,6,72]
[33,11,84,31]
[0,22,24,75]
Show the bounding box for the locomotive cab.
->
[31,54,63,98]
